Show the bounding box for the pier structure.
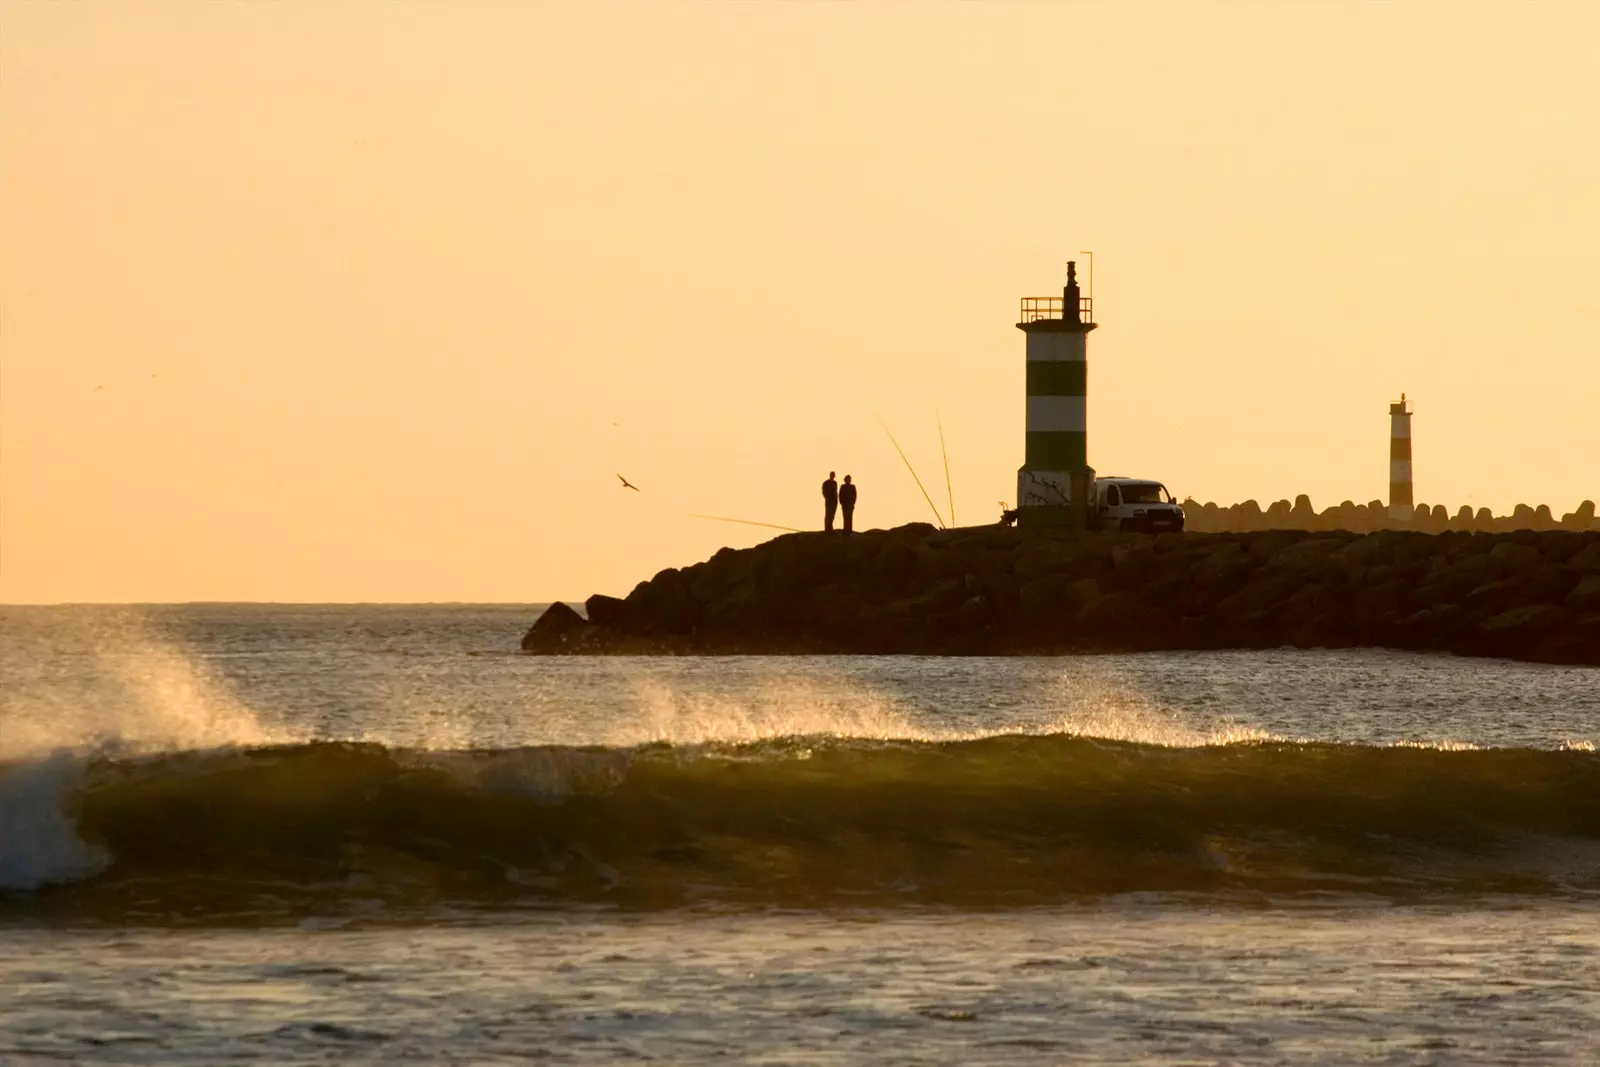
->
[1016,262,1097,528]
[1389,394,1414,522]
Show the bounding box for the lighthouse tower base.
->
[1017,466,1095,529]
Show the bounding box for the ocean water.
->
[2,604,1598,1064]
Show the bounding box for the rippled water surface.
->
[6,908,1599,1065]
[2,604,1598,1064]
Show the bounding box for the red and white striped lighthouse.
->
[1389,394,1413,522]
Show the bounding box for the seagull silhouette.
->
[617,474,641,492]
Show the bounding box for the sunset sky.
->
[3,1,1597,603]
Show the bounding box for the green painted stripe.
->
[1025,431,1086,471]
[1026,360,1087,396]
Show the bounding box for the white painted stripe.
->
[1390,460,1412,482]
[1390,416,1411,439]
[1389,504,1413,521]
[1027,396,1086,432]
[1024,333,1087,362]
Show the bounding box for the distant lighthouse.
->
[1016,262,1097,527]
[1389,394,1413,522]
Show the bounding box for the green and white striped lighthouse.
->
[1016,261,1096,527]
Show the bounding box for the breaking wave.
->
[4,735,1598,920]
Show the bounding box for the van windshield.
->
[1120,483,1170,504]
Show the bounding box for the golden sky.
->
[2,1,1597,603]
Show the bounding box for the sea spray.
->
[0,609,289,894]
[0,607,290,761]
[1036,665,1278,747]
[604,657,1261,749]
[616,671,925,746]
[0,754,108,890]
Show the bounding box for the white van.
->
[1093,477,1186,533]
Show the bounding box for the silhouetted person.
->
[822,471,838,531]
[839,475,857,533]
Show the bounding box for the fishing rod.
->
[690,514,802,533]
[878,416,947,529]
[937,411,955,528]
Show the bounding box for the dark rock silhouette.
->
[521,524,1600,665]
[584,594,631,628]
[521,600,588,650]
[1182,496,1598,535]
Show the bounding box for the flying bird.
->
[617,474,641,492]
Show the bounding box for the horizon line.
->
[0,599,574,608]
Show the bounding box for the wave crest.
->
[5,735,1599,917]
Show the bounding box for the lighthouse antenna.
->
[878,416,948,529]
[937,411,956,528]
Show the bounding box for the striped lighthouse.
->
[1016,261,1096,527]
[1389,393,1413,522]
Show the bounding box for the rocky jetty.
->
[1183,495,1597,535]
[523,525,1600,665]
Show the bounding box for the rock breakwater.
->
[1183,495,1597,534]
[523,525,1600,664]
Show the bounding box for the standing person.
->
[839,475,857,533]
[821,472,839,531]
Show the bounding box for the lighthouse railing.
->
[1019,296,1094,324]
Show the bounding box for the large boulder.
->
[1567,575,1600,613]
[626,567,701,634]
[584,594,631,629]
[520,601,589,651]
[1561,500,1597,531]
